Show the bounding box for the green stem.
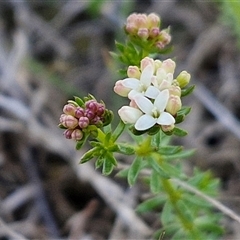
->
[97,128,106,143]
[161,178,201,239]
[112,120,125,142]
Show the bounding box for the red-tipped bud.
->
[63,129,73,139]
[75,107,85,118]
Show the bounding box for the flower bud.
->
[85,100,98,112]
[114,80,131,97]
[140,57,155,72]
[75,107,85,118]
[156,30,171,49]
[118,106,143,124]
[135,14,148,28]
[154,59,162,73]
[166,95,182,116]
[79,116,90,128]
[149,27,160,38]
[176,71,191,88]
[161,124,175,133]
[161,59,176,74]
[137,28,149,40]
[63,104,76,116]
[147,13,160,28]
[60,115,78,129]
[96,103,105,116]
[127,66,141,78]
[71,129,83,141]
[63,129,73,139]
[168,85,181,97]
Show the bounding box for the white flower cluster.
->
[114,57,190,132]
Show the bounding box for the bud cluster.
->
[59,98,111,141]
[125,13,171,50]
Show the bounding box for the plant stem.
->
[161,178,201,239]
[112,120,125,142]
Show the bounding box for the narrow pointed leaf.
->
[127,156,143,186]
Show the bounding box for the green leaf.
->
[115,41,126,53]
[162,149,195,161]
[75,132,89,150]
[150,170,162,193]
[105,152,117,166]
[181,85,195,97]
[80,147,100,163]
[158,146,183,155]
[136,195,167,213]
[102,158,114,175]
[173,127,188,137]
[194,215,224,235]
[149,158,169,179]
[116,167,129,178]
[177,106,192,116]
[161,162,183,178]
[95,156,104,169]
[127,156,143,186]
[74,96,84,107]
[161,201,174,226]
[117,143,135,155]
[176,200,194,222]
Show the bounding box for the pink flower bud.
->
[127,66,141,79]
[79,116,90,128]
[168,85,181,97]
[71,129,83,141]
[137,28,149,40]
[75,107,85,118]
[166,95,182,116]
[140,57,155,72]
[147,13,160,28]
[135,14,148,29]
[149,27,160,38]
[85,100,98,112]
[96,103,105,116]
[60,115,78,129]
[156,30,171,47]
[63,129,73,139]
[63,104,76,116]
[84,109,95,120]
[161,59,176,74]
[114,80,131,97]
[161,124,175,133]
[176,71,191,88]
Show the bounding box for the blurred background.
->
[1,0,240,239]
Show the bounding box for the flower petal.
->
[118,106,143,124]
[140,64,154,86]
[135,114,157,131]
[157,112,175,125]
[145,85,160,99]
[122,78,139,89]
[154,89,169,112]
[134,94,153,114]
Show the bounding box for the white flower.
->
[133,89,175,131]
[121,64,160,99]
[118,106,143,124]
